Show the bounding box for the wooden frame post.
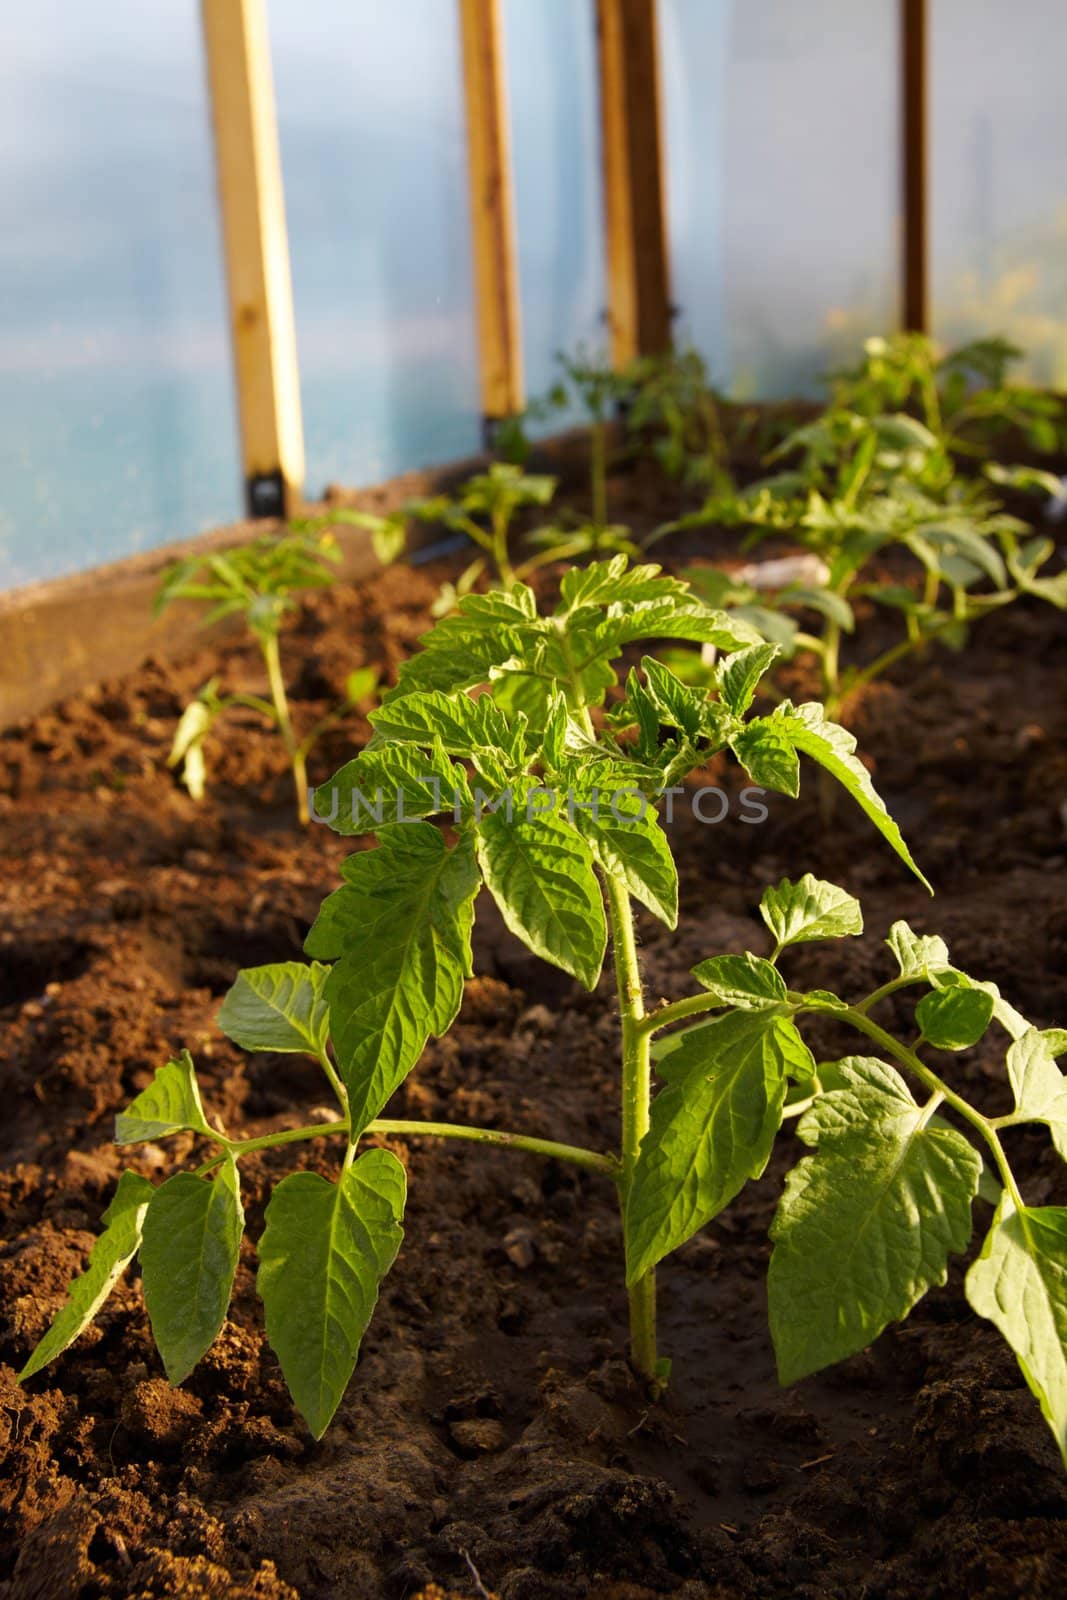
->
[595,0,671,367]
[901,0,929,332]
[201,0,305,519]
[458,0,524,433]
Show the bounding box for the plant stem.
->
[491,510,517,587]
[317,1047,349,1114]
[261,631,308,824]
[591,416,608,529]
[638,991,721,1037]
[193,1116,617,1179]
[369,1120,619,1175]
[828,1004,1026,1211]
[605,871,659,1385]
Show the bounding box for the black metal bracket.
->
[245,470,286,520]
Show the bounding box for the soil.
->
[1,487,1066,1600]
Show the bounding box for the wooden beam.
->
[901,0,929,332]
[595,0,671,367]
[458,0,524,425]
[201,0,305,518]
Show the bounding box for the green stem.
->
[591,416,608,529]
[829,1004,1026,1211]
[193,1116,617,1179]
[638,991,721,1037]
[369,1120,619,1175]
[562,646,659,1386]
[261,631,308,824]
[317,1047,349,1114]
[605,871,659,1385]
[491,509,517,587]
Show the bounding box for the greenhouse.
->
[1,3,1065,1597]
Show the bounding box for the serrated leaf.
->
[625,1011,807,1283]
[639,655,706,738]
[476,798,606,989]
[19,1172,155,1381]
[690,953,787,1010]
[305,824,480,1134]
[216,962,331,1055]
[368,688,516,760]
[565,771,677,928]
[885,920,950,980]
[916,979,994,1050]
[1006,1030,1067,1158]
[760,874,863,952]
[115,1050,212,1145]
[729,720,800,796]
[312,741,465,836]
[774,702,930,889]
[140,1160,244,1385]
[717,643,780,716]
[966,1197,1067,1466]
[558,556,688,611]
[770,1056,980,1384]
[257,1149,406,1439]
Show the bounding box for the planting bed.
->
[1,524,1066,1599]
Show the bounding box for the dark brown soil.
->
[2,514,1066,1599]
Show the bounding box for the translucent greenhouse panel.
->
[268,0,481,491]
[931,0,1067,385]
[661,0,899,398]
[503,0,606,405]
[0,0,239,592]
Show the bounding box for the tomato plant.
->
[157,532,377,823]
[22,556,949,1439]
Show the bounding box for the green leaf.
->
[1006,1030,1067,1158]
[885,920,950,980]
[625,1011,808,1283]
[558,555,688,611]
[907,524,1007,588]
[312,741,465,836]
[769,1056,980,1384]
[115,1050,212,1145]
[18,1172,155,1381]
[257,1150,406,1439]
[774,702,930,889]
[690,953,788,1010]
[476,798,606,990]
[216,962,331,1055]
[760,874,863,952]
[305,824,480,1134]
[717,643,780,716]
[565,772,678,929]
[368,688,516,760]
[729,720,800,796]
[140,1160,244,1384]
[639,655,707,738]
[916,978,995,1050]
[781,585,855,632]
[966,1197,1067,1466]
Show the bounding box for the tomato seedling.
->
[157,532,376,823]
[22,556,921,1433]
[833,331,1065,460]
[666,405,1066,719]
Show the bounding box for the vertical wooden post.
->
[901,0,929,332]
[201,0,305,519]
[595,0,671,367]
[458,0,524,431]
